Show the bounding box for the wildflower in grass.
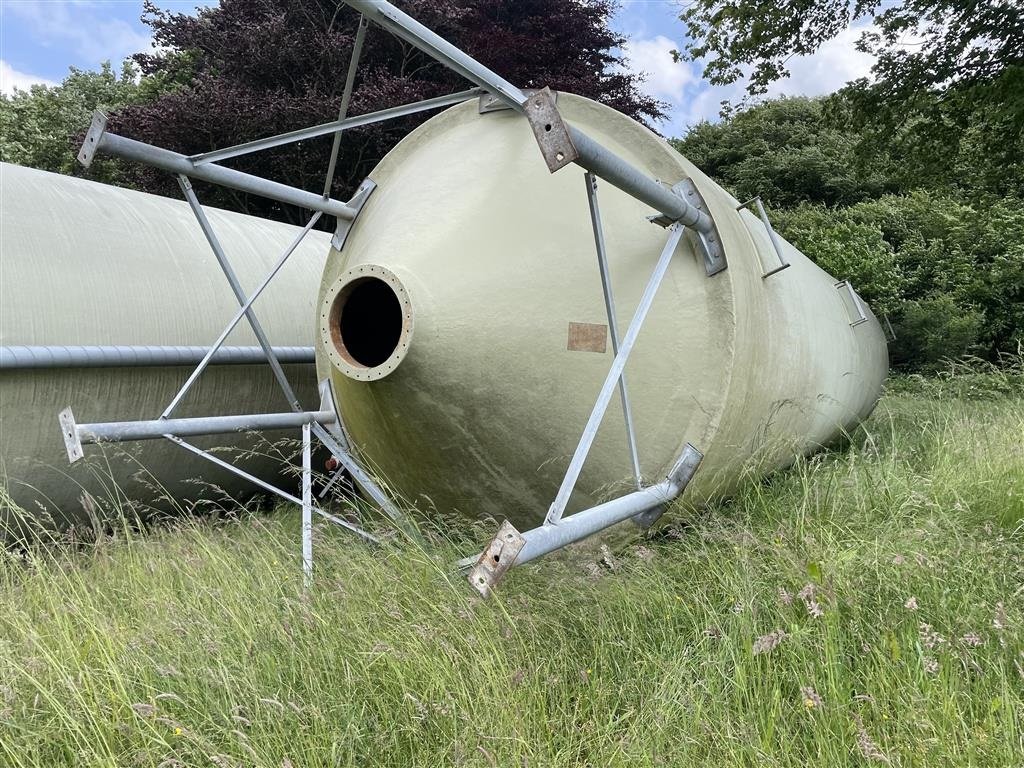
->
[854,715,890,763]
[752,629,786,655]
[801,686,823,710]
[904,596,919,611]
[924,657,939,674]
[797,583,824,618]
[778,587,793,606]
[919,622,946,650]
[960,632,984,647]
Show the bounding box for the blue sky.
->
[0,0,874,136]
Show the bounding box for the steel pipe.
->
[519,444,701,567]
[569,128,712,231]
[0,345,314,370]
[191,88,483,167]
[78,113,358,220]
[75,410,336,445]
[545,225,685,524]
[584,172,642,489]
[343,0,526,110]
[340,0,713,232]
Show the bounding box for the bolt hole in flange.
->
[321,265,413,382]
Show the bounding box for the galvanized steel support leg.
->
[341,0,714,232]
[323,15,367,198]
[544,225,685,525]
[161,211,322,419]
[301,422,313,587]
[177,175,302,412]
[467,444,703,596]
[78,113,358,221]
[310,422,405,526]
[164,433,380,544]
[584,172,642,490]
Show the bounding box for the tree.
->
[0,61,157,186]
[111,0,664,223]
[676,0,1022,103]
[671,96,895,208]
[675,1,1024,201]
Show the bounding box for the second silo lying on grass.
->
[0,163,332,532]
[315,93,889,528]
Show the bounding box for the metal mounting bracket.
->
[77,111,108,168]
[478,88,550,114]
[468,520,526,597]
[522,87,578,173]
[836,280,869,327]
[631,443,703,529]
[649,180,726,276]
[59,407,84,464]
[332,178,376,251]
[736,196,790,278]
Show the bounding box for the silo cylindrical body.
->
[315,94,888,527]
[0,163,331,531]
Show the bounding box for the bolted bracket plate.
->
[77,111,108,168]
[649,180,727,276]
[467,520,526,598]
[59,407,84,464]
[522,87,579,173]
[332,178,376,251]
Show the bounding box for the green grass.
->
[1,375,1022,767]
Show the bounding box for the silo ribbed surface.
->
[315,94,888,527]
[0,163,331,529]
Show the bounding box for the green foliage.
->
[1,387,1021,766]
[890,296,986,372]
[771,205,902,316]
[0,61,157,186]
[672,97,894,207]
[771,193,1024,370]
[675,1,1024,202]
[675,0,1022,104]
[674,92,1023,371]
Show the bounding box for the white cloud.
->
[3,1,154,67]
[621,34,695,103]
[764,24,874,98]
[620,23,877,137]
[0,60,57,95]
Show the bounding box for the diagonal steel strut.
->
[584,172,642,489]
[545,225,685,525]
[176,175,303,413]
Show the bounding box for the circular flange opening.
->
[321,265,413,381]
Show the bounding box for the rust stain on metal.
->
[567,322,607,353]
[468,520,525,598]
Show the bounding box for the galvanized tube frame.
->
[64,0,714,590]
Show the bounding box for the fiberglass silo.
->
[314,94,888,528]
[0,163,332,532]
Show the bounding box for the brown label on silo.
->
[567,322,608,353]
